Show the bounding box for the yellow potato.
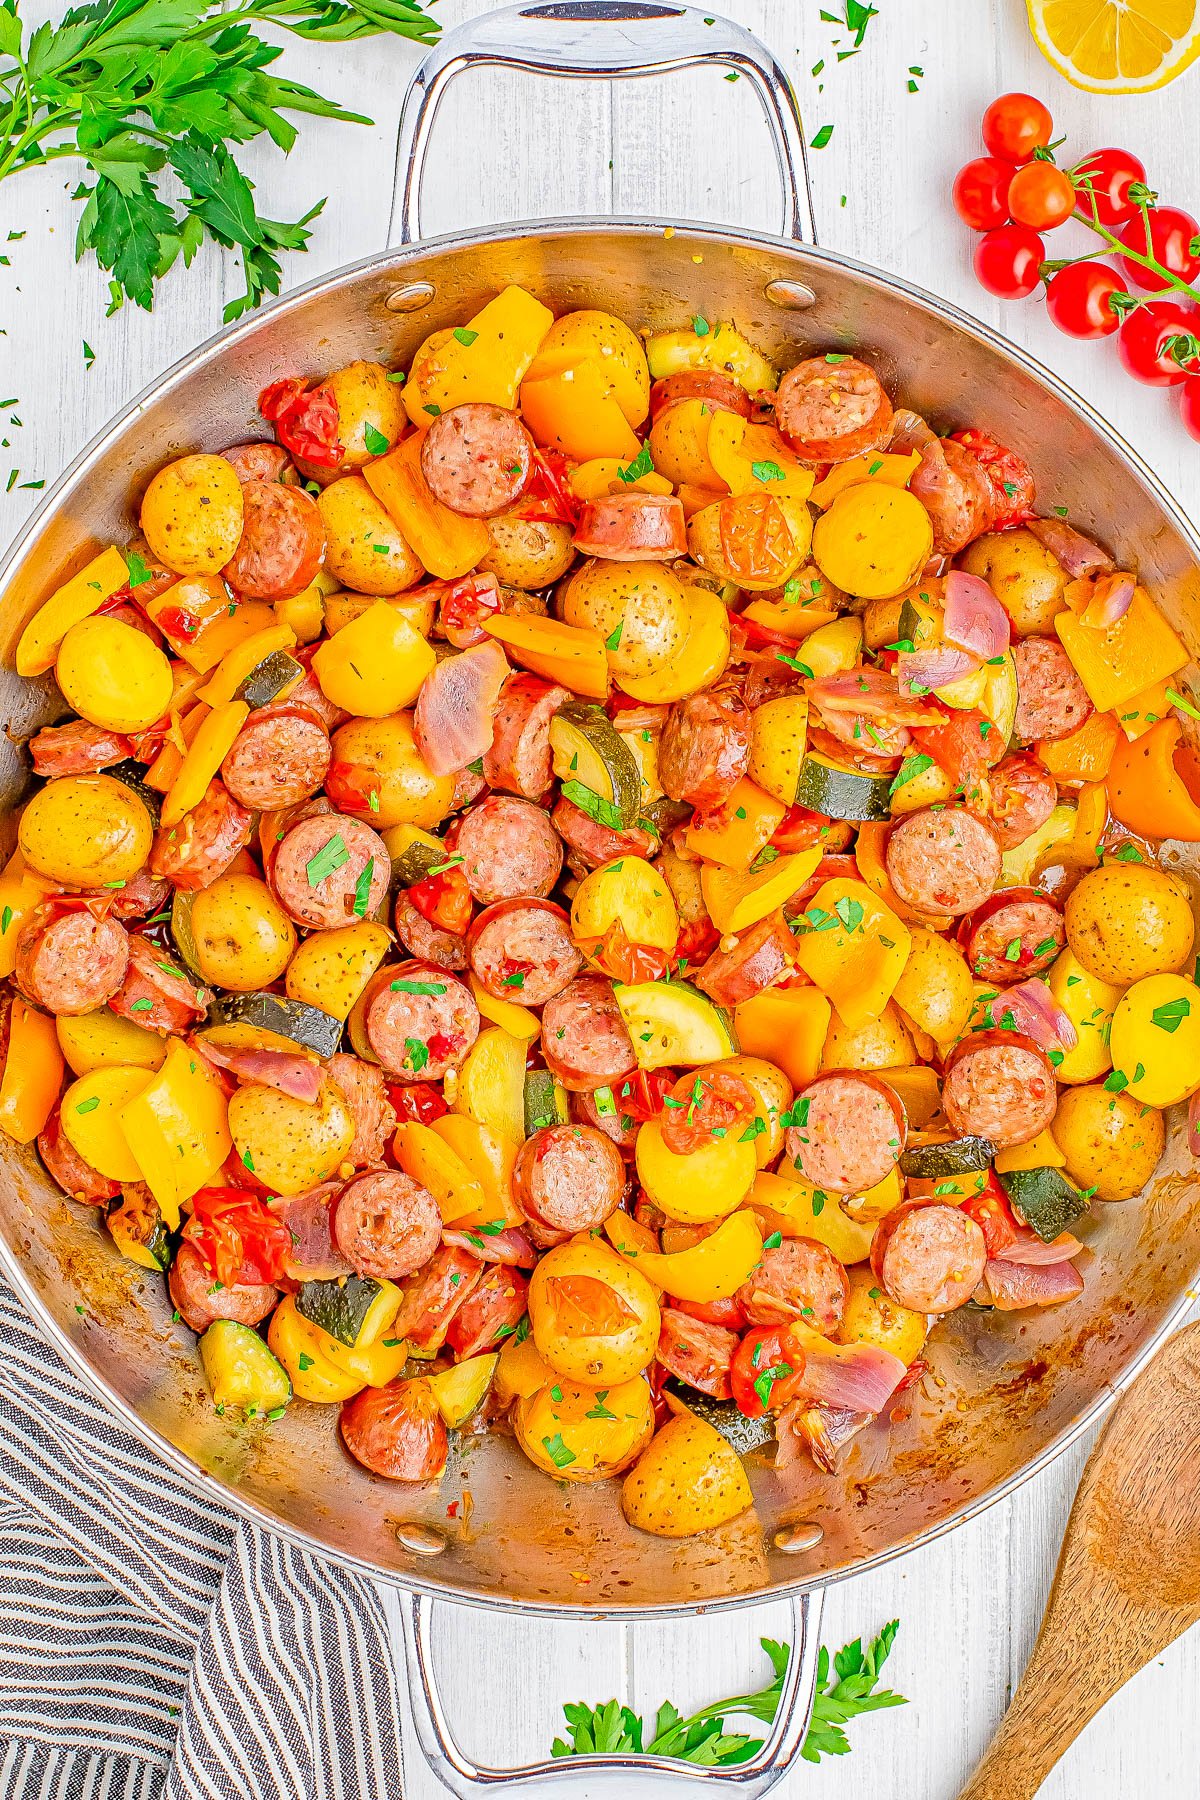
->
[140,453,244,576]
[227,1078,355,1196]
[56,616,173,734]
[312,359,407,470]
[189,874,296,991]
[747,694,808,806]
[891,928,975,1042]
[564,557,690,681]
[572,856,679,954]
[812,485,934,599]
[754,1169,874,1263]
[635,1120,757,1222]
[1064,864,1194,986]
[530,311,650,427]
[839,1265,927,1364]
[330,713,455,830]
[686,495,813,591]
[1051,1083,1165,1201]
[285,921,391,1020]
[514,1375,655,1481]
[707,1054,793,1168]
[318,476,423,595]
[647,398,723,488]
[822,1001,916,1072]
[528,1236,661,1386]
[18,774,153,886]
[1109,973,1200,1107]
[478,513,575,589]
[958,528,1069,637]
[56,1008,167,1077]
[621,1412,753,1537]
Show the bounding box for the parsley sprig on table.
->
[550,1621,906,1767]
[0,0,439,320]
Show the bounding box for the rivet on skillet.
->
[774,1522,824,1553]
[386,281,436,313]
[764,279,817,311]
[395,1522,448,1555]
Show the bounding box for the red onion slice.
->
[443,1226,538,1268]
[992,978,1078,1053]
[791,1335,907,1415]
[993,1227,1084,1265]
[807,667,934,725]
[414,638,510,776]
[982,1257,1084,1309]
[1080,572,1136,630]
[944,569,1010,659]
[193,1038,323,1102]
[895,644,982,695]
[1027,517,1115,578]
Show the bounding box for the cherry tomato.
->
[911,707,994,794]
[973,225,1045,299]
[182,1188,293,1287]
[675,1295,747,1330]
[1181,376,1200,443]
[1117,205,1200,293]
[1116,300,1200,386]
[948,428,1035,527]
[730,1327,807,1420]
[952,156,1017,230]
[1045,261,1128,339]
[408,865,473,935]
[718,493,796,583]
[614,1068,676,1123]
[960,1173,1021,1255]
[659,1069,757,1156]
[388,1082,449,1124]
[981,93,1053,164]
[1071,147,1148,228]
[258,378,342,469]
[1007,162,1075,231]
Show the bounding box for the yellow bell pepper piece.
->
[311,599,435,718]
[404,287,554,425]
[616,586,731,706]
[791,877,911,1030]
[0,850,56,979]
[683,777,784,869]
[994,1127,1067,1174]
[1036,708,1120,782]
[748,1170,874,1265]
[1107,716,1200,843]
[0,1001,65,1144]
[732,986,831,1090]
[363,436,489,580]
[121,1040,231,1229]
[706,414,815,503]
[15,546,131,676]
[61,1067,150,1181]
[197,624,296,708]
[428,1113,523,1228]
[740,598,839,642]
[267,1297,364,1403]
[1117,677,1174,740]
[520,360,642,463]
[146,575,240,668]
[484,613,609,700]
[160,700,248,827]
[808,451,921,508]
[1054,586,1187,713]
[570,459,673,500]
[168,600,277,674]
[700,847,822,935]
[605,1208,763,1302]
[144,701,208,794]
[274,582,326,644]
[468,973,541,1040]
[394,1121,488,1225]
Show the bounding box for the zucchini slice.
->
[105,1188,171,1271]
[105,758,162,825]
[199,1319,292,1415]
[523,1068,570,1136]
[997,1166,1091,1244]
[549,703,642,830]
[207,991,342,1058]
[239,648,303,710]
[295,1275,402,1348]
[614,979,737,1070]
[900,1135,996,1179]
[170,889,206,982]
[794,753,892,821]
[388,824,446,888]
[426,1352,499,1428]
[663,1382,775,1454]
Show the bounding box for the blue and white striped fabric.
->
[0,1282,406,1799]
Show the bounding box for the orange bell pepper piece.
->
[1107,716,1200,842]
[0,1001,65,1144]
[1037,709,1120,783]
[363,437,489,580]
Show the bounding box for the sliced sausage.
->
[271,812,390,929]
[885,806,1001,916]
[551,797,658,876]
[392,1244,483,1355]
[326,1053,397,1167]
[656,1309,737,1399]
[37,1112,120,1205]
[941,1029,1058,1149]
[220,703,331,811]
[445,1264,530,1359]
[222,441,295,485]
[168,1241,277,1333]
[365,961,480,1082]
[786,1071,907,1195]
[775,356,893,464]
[1013,637,1094,742]
[909,434,997,556]
[15,909,129,1016]
[649,371,753,422]
[79,866,170,924]
[150,778,252,893]
[693,910,795,1008]
[572,494,688,561]
[29,721,132,778]
[873,1201,987,1314]
[965,888,1065,983]
[455,795,563,904]
[735,1237,849,1334]
[109,934,211,1035]
[467,898,581,1006]
[333,1171,441,1281]
[947,429,1036,532]
[340,1379,448,1482]
[988,752,1057,851]
[483,674,569,800]
[221,481,325,601]
[658,689,750,809]
[394,893,468,971]
[572,1087,640,1153]
[513,1124,626,1244]
[421,404,534,516]
[450,763,487,812]
[540,975,637,1092]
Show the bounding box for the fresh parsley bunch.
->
[0,0,439,320]
[551,1620,906,1767]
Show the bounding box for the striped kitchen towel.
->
[0,1282,405,1798]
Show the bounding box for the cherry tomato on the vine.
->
[1116,300,1200,386]
[1117,205,1200,293]
[953,156,1017,230]
[1180,377,1200,443]
[982,93,1053,164]
[1071,147,1148,228]
[1045,262,1128,339]
[1008,162,1076,231]
[973,225,1046,299]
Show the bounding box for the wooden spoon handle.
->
[956,1639,1121,1800]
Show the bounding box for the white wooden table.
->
[3,0,1199,1791]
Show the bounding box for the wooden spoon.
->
[958,1320,1200,1800]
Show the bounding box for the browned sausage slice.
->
[271,812,390,929]
[550,797,659,875]
[365,961,480,1082]
[326,1053,397,1167]
[340,1379,448,1481]
[333,1171,441,1281]
[483,674,570,800]
[885,806,1001,916]
[15,909,129,1016]
[572,494,688,561]
[735,1237,849,1332]
[420,403,534,516]
[987,752,1057,851]
[221,482,325,601]
[908,435,996,556]
[109,934,211,1035]
[693,911,795,1008]
[220,703,331,811]
[649,372,753,422]
[658,689,750,808]
[150,778,252,893]
[467,899,581,1006]
[222,441,296,485]
[1013,637,1094,742]
[874,1202,987,1313]
[513,1123,626,1244]
[168,1241,278,1333]
[539,975,636,1092]
[454,795,563,903]
[29,721,132,778]
[445,1264,530,1359]
[392,1245,483,1355]
[394,894,468,971]
[775,356,893,464]
[656,1309,738,1399]
[786,1071,907,1195]
[37,1111,121,1205]
[941,1029,1057,1148]
[965,888,1064,983]
[572,1087,640,1152]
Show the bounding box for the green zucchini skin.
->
[523,1069,568,1136]
[207,991,342,1058]
[997,1166,1091,1243]
[295,1276,384,1347]
[663,1382,775,1454]
[239,649,304,710]
[105,758,162,825]
[794,755,892,822]
[199,1319,291,1414]
[900,1136,997,1179]
[391,840,445,887]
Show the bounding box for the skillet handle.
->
[398,1588,824,1797]
[390,0,816,246]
